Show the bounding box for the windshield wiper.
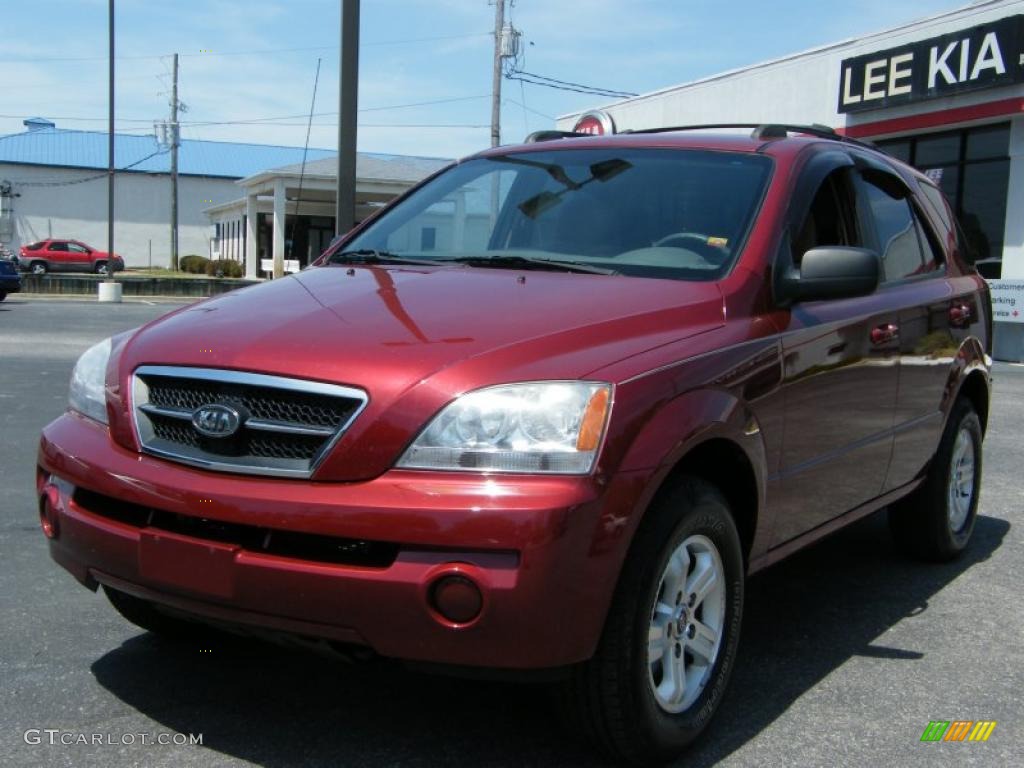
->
[327,249,448,266]
[451,254,618,275]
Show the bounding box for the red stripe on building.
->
[836,97,1024,139]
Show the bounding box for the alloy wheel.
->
[948,427,976,533]
[647,534,726,713]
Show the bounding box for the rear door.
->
[66,241,93,271]
[770,151,899,547]
[46,241,71,271]
[856,173,977,492]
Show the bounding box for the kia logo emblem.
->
[192,403,242,438]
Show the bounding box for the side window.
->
[67,242,88,253]
[861,180,927,281]
[792,169,860,263]
[48,242,68,252]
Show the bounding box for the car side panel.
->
[885,274,989,489]
[767,289,899,547]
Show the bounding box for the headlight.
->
[398,381,611,474]
[69,337,112,424]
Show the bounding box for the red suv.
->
[19,239,124,275]
[37,124,990,764]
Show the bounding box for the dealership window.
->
[877,123,1009,278]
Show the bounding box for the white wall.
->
[0,164,239,267]
[557,0,1024,136]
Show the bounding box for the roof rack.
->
[620,123,876,149]
[524,130,592,143]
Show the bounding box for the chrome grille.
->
[132,366,368,478]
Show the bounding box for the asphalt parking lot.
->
[1,297,1020,768]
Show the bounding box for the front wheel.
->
[94,261,109,275]
[889,398,983,561]
[560,476,744,765]
[30,261,47,275]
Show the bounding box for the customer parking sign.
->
[989,279,1024,323]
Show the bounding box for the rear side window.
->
[47,242,68,252]
[861,180,942,282]
[25,241,43,250]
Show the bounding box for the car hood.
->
[115,265,724,479]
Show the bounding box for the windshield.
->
[338,147,772,281]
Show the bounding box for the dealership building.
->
[0,118,447,274]
[559,0,1024,357]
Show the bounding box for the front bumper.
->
[39,412,644,669]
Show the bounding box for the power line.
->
[0,33,491,64]
[0,95,491,129]
[8,148,170,187]
[505,69,637,98]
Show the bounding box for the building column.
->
[1001,116,1024,280]
[272,180,285,279]
[245,194,258,278]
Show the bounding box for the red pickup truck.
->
[37,123,990,764]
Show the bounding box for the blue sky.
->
[1,0,977,159]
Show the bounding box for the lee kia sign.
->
[838,15,1024,113]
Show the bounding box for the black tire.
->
[889,398,983,561]
[30,261,47,275]
[560,476,745,765]
[104,586,210,641]
[94,261,109,275]
[0,292,6,302]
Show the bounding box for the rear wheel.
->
[889,398,983,561]
[94,261,109,275]
[30,261,47,275]
[560,476,744,765]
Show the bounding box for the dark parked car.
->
[37,123,990,765]
[0,257,20,300]
[19,239,124,275]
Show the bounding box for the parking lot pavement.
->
[1,298,1020,767]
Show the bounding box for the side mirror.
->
[777,246,880,303]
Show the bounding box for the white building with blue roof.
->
[0,118,448,272]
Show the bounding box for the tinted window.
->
[25,241,43,250]
[877,140,911,163]
[863,182,924,280]
[48,242,68,251]
[915,132,960,166]
[67,242,89,253]
[965,124,1009,161]
[792,169,860,263]
[343,149,772,282]
[961,160,1009,261]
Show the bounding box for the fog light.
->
[429,575,483,624]
[39,489,60,539]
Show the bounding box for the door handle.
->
[871,323,899,345]
[950,302,973,328]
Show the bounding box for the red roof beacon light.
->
[572,110,616,136]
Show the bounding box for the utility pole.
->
[107,0,115,271]
[490,0,504,147]
[335,0,360,236]
[170,52,180,271]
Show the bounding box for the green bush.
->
[178,254,210,274]
[204,259,244,278]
